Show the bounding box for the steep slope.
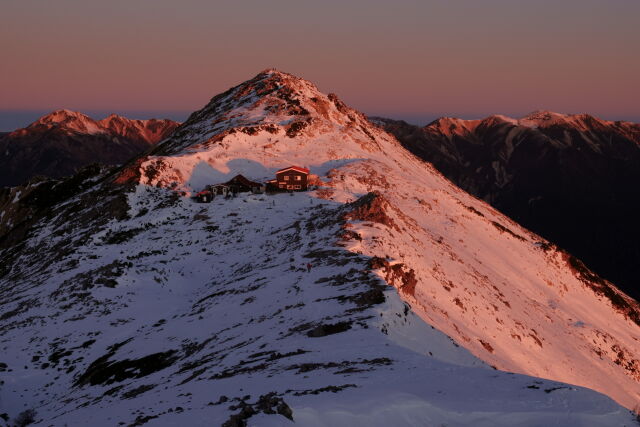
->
[0,70,638,425]
[374,113,640,301]
[0,110,179,188]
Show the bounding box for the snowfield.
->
[0,69,638,426]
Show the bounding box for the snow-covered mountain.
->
[0,110,179,187]
[0,70,638,426]
[375,113,640,302]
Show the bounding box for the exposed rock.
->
[222,393,293,427]
[369,257,418,297]
[342,192,399,231]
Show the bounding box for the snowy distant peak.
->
[520,110,595,122]
[97,114,179,142]
[98,113,169,128]
[97,114,134,134]
[98,113,131,127]
[30,109,101,134]
[425,116,483,136]
[521,110,569,122]
[13,110,179,142]
[483,114,519,126]
[518,110,598,129]
[35,108,92,124]
[422,111,639,136]
[37,110,115,122]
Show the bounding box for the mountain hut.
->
[275,166,310,191]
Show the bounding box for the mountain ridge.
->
[374,112,640,300]
[414,110,640,129]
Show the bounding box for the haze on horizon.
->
[1,0,638,131]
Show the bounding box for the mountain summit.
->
[0,71,638,425]
[150,68,383,155]
[117,68,395,191]
[30,109,100,133]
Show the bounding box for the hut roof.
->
[224,174,262,188]
[276,166,310,175]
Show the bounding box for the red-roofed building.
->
[275,166,310,191]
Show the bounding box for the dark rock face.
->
[222,392,293,427]
[0,164,129,255]
[375,113,640,300]
[75,349,179,386]
[0,110,179,187]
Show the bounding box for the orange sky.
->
[1,0,638,128]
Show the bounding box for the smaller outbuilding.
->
[275,166,310,191]
[194,190,213,203]
[225,175,265,194]
[209,184,230,196]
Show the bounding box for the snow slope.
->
[0,182,634,426]
[0,69,638,425]
[374,112,640,303]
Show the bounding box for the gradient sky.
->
[1,0,638,130]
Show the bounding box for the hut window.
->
[294,185,301,189]
[295,175,302,181]
[284,176,290,181]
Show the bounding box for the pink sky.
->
[1,0,638,127]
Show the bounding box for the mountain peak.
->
[424,116,483,136]
[521,110,565,121]
[27,109,102,134]
[97,113,131,127]
[518,110,609,130]
[250,68,322,95]
[257,67,292,77]
[36,109,93,124]
[154,68,375,157]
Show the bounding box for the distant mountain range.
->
[373,112,640,300]
[0,110,179,187]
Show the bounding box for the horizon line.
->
[1,108,638,132]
